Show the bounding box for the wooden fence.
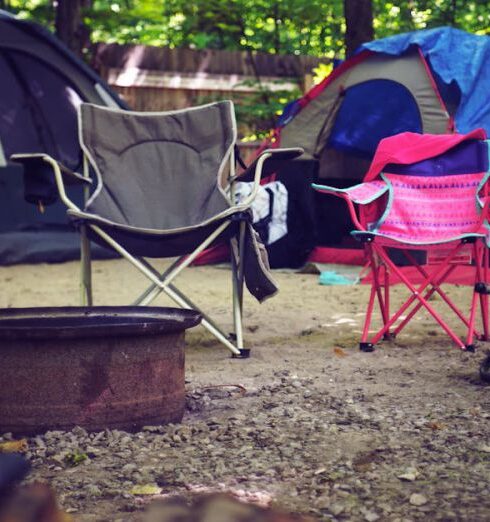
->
[93,43,328,113]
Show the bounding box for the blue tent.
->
[275,27,490,171]
[361,27,490,135]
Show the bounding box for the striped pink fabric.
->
[343,180,387,203]
[374,173,486,244]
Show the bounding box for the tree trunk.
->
[55,0,90,57]
[343,0,374,58]
[447,0,458,26]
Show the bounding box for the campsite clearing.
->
[1,258,489,521]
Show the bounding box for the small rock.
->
[397,468,419,482]
[142,426,160,433]
[86,484,102,497]
[314,495,330,509]
[72,426,88,438]
[409,493,428,506]
[364,511,380,522]
[330,502,345,516]
[121,463,137,476]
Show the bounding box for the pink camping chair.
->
[313,129,490,360]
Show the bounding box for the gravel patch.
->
[1,261,490,520]
[4,367,489,521]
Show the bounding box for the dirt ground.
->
[1,258,489,521]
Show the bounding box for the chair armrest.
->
[313,181,388,232]
[10,153,92,186]
[10,153,85,212]
[312,180,388,204]
[230,148,303,208]
[235,147,304,183]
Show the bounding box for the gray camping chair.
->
[12,101,302,356]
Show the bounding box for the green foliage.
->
[233,85,302,138]
[374,0,489,38]
[5,0,488,136]
[5,0,54,22]
[197,79,302,138]
[64,451,88,467]
[6,0,489,57]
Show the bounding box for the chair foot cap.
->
[474,282,490,295]
[383,332,396,341]
[465,344,476,353]
[360,343,375,352]
[232,348,250,359]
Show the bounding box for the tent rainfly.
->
[0,10,127,265]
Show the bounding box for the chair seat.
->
[351,230,485,249]
[68,208,251,258]
[67,206,251,236]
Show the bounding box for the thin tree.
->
[55,0,91,57]
[343,0,374,58]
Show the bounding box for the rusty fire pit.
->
[0,306,201,435]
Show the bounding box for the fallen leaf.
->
[334,347,348,358]
[0,439,28,453]
[353,451,379,472]
[426,421,446,431]
[130,484,162,496]
[469,407,481,417]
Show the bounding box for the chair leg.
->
[399,250,480,338]
[360,245,393,351]
[87,221,244,356]
[230,221,248,358]
[80,224,93,306]
[466,242,484,351]
[371,244,467,349]
[480,246,490,341]
[370,253,390,337]
[360,283,377,352]
[480,291,489,342]
[135,256,241,350]
[133,256,184,306]
[480,241,490,341]
[383,266,394,339]
[472,242,490,343]
[360,245,378,352]
[162,284,242,356]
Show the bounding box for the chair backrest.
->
[79,101,236,230]
[370,140,490,243]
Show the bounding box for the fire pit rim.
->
[0,306,202,340]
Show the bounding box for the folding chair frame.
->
[12,146,280,358]
[316,184,490,353]
[358,237,489,352]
